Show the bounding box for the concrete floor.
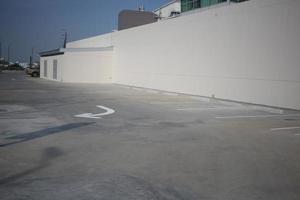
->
[0,71,300,200]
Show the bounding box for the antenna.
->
[30,48,34,67]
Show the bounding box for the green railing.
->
[181,0,248,12]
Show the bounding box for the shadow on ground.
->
[0,147,64,185]
[0,122,94,147]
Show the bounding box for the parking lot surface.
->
[0,72,300,200]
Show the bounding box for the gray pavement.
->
[0,71,300,200]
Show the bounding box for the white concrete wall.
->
[62,51,113,83]
[40,55,64,82]
[112,0,300,110]
[63,34,113,83]
[40,50,112,83]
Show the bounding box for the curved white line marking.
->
[95,105,115,116]
[75,105,115,119]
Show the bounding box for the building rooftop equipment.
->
[154,0,181,19]
[118,10,158,31]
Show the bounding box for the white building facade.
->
[40,33,113,83]
[40,0,300,110]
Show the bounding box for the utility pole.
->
[30,48,34,68]
[7,44,11,67]
[0,42,2,59]
[63,32,67,48]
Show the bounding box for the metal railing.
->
[181,0,249,12]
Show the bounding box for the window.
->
[181,0,201,12]
[53,59,57,80]
[44,60,47,77]
[201,0,227,8]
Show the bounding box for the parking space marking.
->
[177,108,211,111]
[177,107,251,111]
[75,105,115,119]
[295,134,300,136]
[270,127,300,131]
[132,88,143,91]
[216,114,300,119]
[151,102,201,105]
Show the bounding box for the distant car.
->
[26,66,40,77]
[25,67,31,75]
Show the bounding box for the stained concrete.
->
[0,71,300,200]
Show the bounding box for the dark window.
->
[53,59,57,80]
[44,60,47,77]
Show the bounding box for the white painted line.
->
[216,114,300,119]
[250,106,284,114]
[176,108,206,111]
[294,134,300,136]
[151,102,200,105]
[74,113,102,119]
[132,88,143,91]
[75,105,115,119]
[177,107,250,111]
[270,127,300,131]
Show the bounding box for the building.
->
[39,39,113,83]
[39,0,300,110]
[154,0,181,19]
[118,10,158,31]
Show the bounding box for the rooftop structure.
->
[154,0,181,19]
[118,10,158,31]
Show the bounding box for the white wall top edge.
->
[61,46,114,53]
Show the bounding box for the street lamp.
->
[7,43,11,67]
[0,42,2,59]
[60,29,68,48]
[30,48,34,68]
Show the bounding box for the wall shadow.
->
[0,122,94,148]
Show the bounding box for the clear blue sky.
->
[0,0,169,62]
